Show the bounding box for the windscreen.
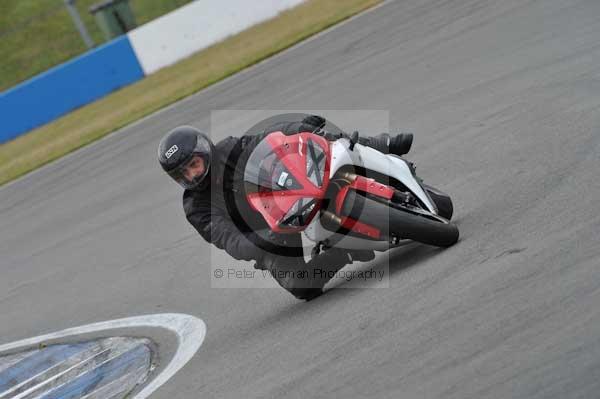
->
[243,131,330,233]
[244,137,303,193]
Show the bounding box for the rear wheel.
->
[341,190,459,247]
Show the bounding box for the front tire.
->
[341,191,459,247]
[424,184,454,220]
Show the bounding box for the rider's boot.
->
[363,133,413,156]
[389,133,413,156]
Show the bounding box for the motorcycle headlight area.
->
[305,139,326,188]
[280,198,318,228]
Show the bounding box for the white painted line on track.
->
[0,314,206,399]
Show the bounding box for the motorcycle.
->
[243,130,459,255]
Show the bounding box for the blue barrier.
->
[0,36,144,143]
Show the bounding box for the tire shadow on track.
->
[206,244,452,357]
[224,243,453,333]
[323,243,449,291]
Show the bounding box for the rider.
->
[158,115,413,300]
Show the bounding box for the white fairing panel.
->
[304,139,437,248]
[128,0,304,75]
[328,139,436,212]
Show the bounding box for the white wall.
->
[128,0,305,75]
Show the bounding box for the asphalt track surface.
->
[2,0,600,398]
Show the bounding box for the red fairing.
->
[340,217,381,239]
[335,175,395,214]
[246,131,331,233]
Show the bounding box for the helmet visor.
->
[168,153,209,189]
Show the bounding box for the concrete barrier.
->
[128,0,304,75]
[0,36,143,143]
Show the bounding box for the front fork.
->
[323,172,417,241]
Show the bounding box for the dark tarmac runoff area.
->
[2,0,600,398]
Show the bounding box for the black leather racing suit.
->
[183,117,391,299]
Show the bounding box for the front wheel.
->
[341,191,459,247]
[423,184,454,220]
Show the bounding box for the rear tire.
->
[341,191,459,247]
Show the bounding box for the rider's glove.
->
[310,247,375,266]
[254,251,304,272]
[346,249,376,263]
[307,247,352,271]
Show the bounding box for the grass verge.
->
[0,0,381,186]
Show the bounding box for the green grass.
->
[0,0,382,186]
[0,0,193,91]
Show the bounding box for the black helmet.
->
[158,126,213,190]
